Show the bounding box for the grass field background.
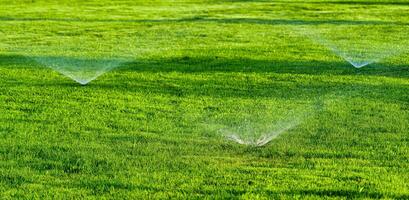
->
[0,0,408,199]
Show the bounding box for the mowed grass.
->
[0,0,408,199]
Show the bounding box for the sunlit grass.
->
[0,0,408,199]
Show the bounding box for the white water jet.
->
[225,117,304,147]
[33,56,125,85]
[295,23,409,68]
[345,59,372,69]
[203,97,321,147]
[5,22,137,85]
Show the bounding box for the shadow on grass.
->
[223,0,409,6]
[2,54,408,78]
[281,189,409,199]
[1,16,408,26]
[118,56,409,77]
[1,54,408,104]
[310,1,409,6]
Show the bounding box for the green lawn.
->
[0,0,408,199]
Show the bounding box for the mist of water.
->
[206,97,322,147]
[33,56,125,85]
[225,117,304,147]
[295,24,408,68]
[221,93,325,146]
[4,21,138,85]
